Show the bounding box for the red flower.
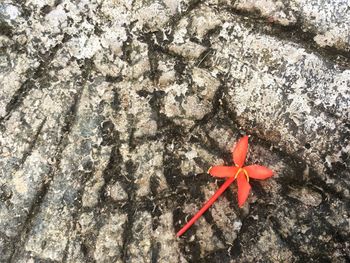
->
[209,135,273,207]
[176,135,273,237]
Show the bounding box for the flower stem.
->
[176,176,236,237]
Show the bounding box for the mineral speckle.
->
[0,0,349,262]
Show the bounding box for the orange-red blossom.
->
[176,135,273,237]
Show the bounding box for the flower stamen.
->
[243,168,250,182]
[234,168,249,182]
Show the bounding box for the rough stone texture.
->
[0,0,349,262]
[231,0,350,52]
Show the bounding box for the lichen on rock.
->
[0,0,349,262]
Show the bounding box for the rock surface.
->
[0,0,349,262]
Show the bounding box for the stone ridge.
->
[0,0,349,262]
[229,0,350,52]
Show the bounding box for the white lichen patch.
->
[107,182,128,202]
[177,143,223,175]
[0,52,35,117]
[168,41,207,60]
[161,67,220,125]
[0,4,20,20]
[234,0,297,25]
[158,59,177,86]
[188,5,222,39]
[11,170,28,195]
[287,187,322,207]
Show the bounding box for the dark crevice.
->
[62,168,98,263]
[149,175,162,231]
[19,117,47,166]
[61,232,71,263]
[105,75,123,83]
[0,21,13,37]
[98,145,123,207]
[151,241,161,263]
[121,24,134,64]
[121,160,137,262]
[139,32,162,83]
[200,248,232,263]
[167,153,202,262]
[0,33,72,124]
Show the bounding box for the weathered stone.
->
[0,0,349,262]
[160,66,220,126]
[228,0,350,52]
[108,181,128,202]
[120,141,167,198]
[168,41,207,60]
[128,211,152,262]
[94,211,127,262]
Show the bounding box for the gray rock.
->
[0,0,349,262]
[225,0,350,52]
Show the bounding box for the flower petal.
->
[209,166,239,178]
[245,165,273,180]
[236,172,251,207]
[232,135,249,167]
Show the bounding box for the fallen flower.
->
[176,135,273,237]
[209,135,274,207]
